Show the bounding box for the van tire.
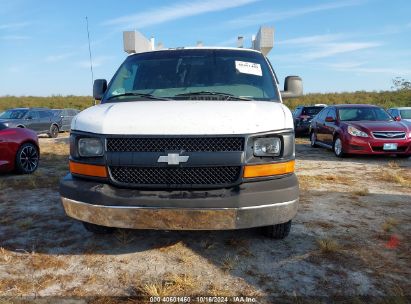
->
[262,220,291,239]
[82,222,115,234]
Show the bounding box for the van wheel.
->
[333,136,345,158]
[48,124,59,138]
[310,132,318,147]
[262,220,291,239]
[82,222,115,234]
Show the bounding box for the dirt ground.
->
[0,134,410,303]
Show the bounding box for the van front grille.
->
[106,137,245,152]
[109,166,241,187]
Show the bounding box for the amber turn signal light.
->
[69,161,107,178]
[243,160,295,178]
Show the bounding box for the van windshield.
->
[104,49,279,102]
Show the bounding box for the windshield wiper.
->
[107,93,170,101]
[173,91,252,101]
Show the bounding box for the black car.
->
[52,108,80,132]
[0,108,60,138]
[292,105,326,134]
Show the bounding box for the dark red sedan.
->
[309,104,411,157]
[0,123,40,174]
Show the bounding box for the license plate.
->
[383,143,398,150]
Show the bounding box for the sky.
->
[0,0,410,96]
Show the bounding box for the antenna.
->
[85,16,94,97]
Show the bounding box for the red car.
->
[0,122,40,174]
[309,104,411,157]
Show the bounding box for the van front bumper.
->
[60,174,299,230]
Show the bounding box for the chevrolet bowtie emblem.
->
[158,153,189,165]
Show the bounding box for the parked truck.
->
[59,27,302,238]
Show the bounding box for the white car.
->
[60,31,302,239]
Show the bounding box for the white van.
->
[60,36,302,239]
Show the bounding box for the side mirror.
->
[281,76,303,99]
[26,116,33,120]
[394,116,401,121]
[93,79,108,100]
[325,116,335,123]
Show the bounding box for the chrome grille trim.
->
[372,131,406,139]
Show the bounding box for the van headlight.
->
[253,137,281,156]
[78,138,104,157]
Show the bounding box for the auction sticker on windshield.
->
[235,61,262,76]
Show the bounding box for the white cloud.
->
[0,35,30,40]
[45,53,74,63]
[0,22,30,30]
[328,62,366,69]
[78,56,113,68]
[8,65,24,73]
[277,34,345,46]
[103,0,260,28]
[330,64,411,75]
[304,42,381,59]
[226,0,366,28]
[215,32,253,47]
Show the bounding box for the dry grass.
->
[378,169,411,188]
[175,253,195,265]
[166,273,197,291]
[0,278,34,294]
[351,188,370,197]
[200,239,216,250]
[83,255,106,269]
[382,218,399,233]
[136,273,198,297]
[40,142,69,156]
[225,238,249,248]
[157,240,186,253]
[0,248,14,264]
[305,221,335,229]
[206,283,236,297]
[298,174,355,190]
[317,238,340,254]
[0,139,70,191]
[137,281,174,297]
[221,254,239,272]
[238,247,254,258]
[0,171,62,190]
[31,253,68,270]
[387,161,400,169]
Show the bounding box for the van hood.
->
[72,100,293,135]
